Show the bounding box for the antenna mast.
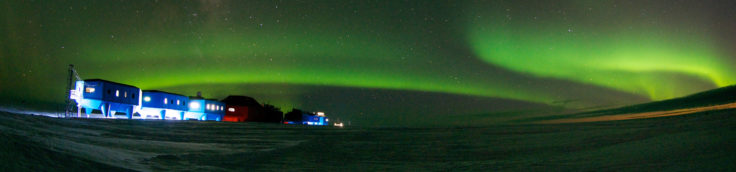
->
[64,64,81,118]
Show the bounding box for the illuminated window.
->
[164,98,168,104]
[115,90,119,97]
[85,87,95,93]
[144,96,151,102]
[124,91,127,98]
[177,100,180,105]
[189,102,200,109]
[228,107,235,112]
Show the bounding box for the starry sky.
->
[2,0,735,126]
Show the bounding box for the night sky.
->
[2,0,735,126]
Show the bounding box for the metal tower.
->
[64,64,81,118]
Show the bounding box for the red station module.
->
[221,96,263,122]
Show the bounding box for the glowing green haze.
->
[2,0,735,119]
[466,1,736,100]
[75,30,550,106]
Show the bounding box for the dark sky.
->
[2,0,735,126]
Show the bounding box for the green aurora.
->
[466,1,736,100]
[2,0,735,123]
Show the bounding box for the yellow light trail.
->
[536,102,736,124]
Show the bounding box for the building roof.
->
[84,79,139,88]
[188,96,221,102]
[221,95,262,107]
[142,90,187,97]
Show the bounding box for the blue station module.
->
[185,98,225,121]
[302,113,329,126]
[70,79,141,118]
[139,90,189,120]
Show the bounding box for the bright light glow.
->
[85,87,95,93]
[206,104,211,110]
[228,107,235,112]
[115,90,119,97]
[164,98,168,104]
[334,122,344,127]
[144,96,151,102]
[124,91,127,98]
[69,90,79,99]
[176,100,180,105]
[317,112,325,117]
[325,118,329,122]
[189,102,200,109]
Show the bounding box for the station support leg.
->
[126,106,133,119]
[85,107,93,118]
[102,103,111,118]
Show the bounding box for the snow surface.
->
[1,110,735,171]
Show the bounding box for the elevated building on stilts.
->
[70,79,141,119]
